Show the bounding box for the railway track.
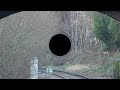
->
[38,68,89,79]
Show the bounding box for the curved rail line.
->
[39,68,89,79]
[39,70,67,79]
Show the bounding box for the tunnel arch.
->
[0,11,20,19]
[0,11,120,22]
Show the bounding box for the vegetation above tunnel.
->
[92,12,120,52]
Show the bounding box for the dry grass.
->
[66,64,91,71]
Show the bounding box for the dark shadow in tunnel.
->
[0,11,20,19]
